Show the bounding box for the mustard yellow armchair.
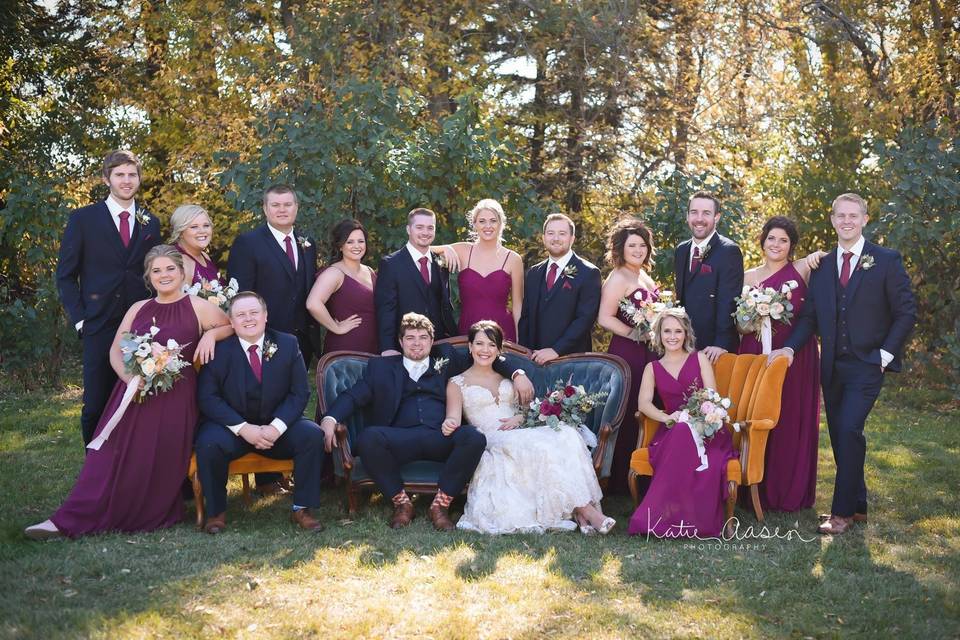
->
[627,353,789,522]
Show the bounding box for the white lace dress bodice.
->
[453,375,604,534]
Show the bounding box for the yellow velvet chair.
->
[627,353,789,522]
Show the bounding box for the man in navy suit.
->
[518,213,601,364]
[673,191,744,362]
[227,184,317,366]
[56,150,161,445]
[770,193,916,535]
[374,208,456,355]
[195,292,333,534]
[321,313,533,530]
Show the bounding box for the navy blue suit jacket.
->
[785,241,917,386]
[374,248,456,352]
[198,330,309,427]
[674,233,744,351]
[227,225,317,334]
[518,253,601,354]
[326,343,524,427]
[56,201,161,335]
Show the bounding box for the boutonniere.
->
[136,210,151,226]
[297,235,311,249]
[859,254,875,271]
[263,340,278,361]
[562,264,578,279]
[433,357,449,373]
[434,251,447,270]
[699,243,713,260]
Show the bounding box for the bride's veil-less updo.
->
[468,320,504,351]
[466,199,507,243]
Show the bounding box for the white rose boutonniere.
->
[263,340,278,361]
[434,251,447,270]
[297,236,311,249]
[860,254,875,271]
[562,264,578,279]
[136,210,151,226]
[433,357,449,373]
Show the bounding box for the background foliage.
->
[2,0,958,392]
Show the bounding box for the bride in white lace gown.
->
[443,321,615,534]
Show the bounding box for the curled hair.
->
[329,219,367,262]
[468,320,504,351]
[605,216,655,268]
[650,307,697,355]
[102,149,142,180]
[262,183,299,206]
[467,199,507,242]
[143,245,185,289]
[399,312,435,340]
[229,290,268,316]
[758,216,799,259]
[167,203,211,245]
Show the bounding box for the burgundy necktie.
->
[284,236,296,269]
[546,262,559,290]
[119,211,131,248]
[839,251,853,288]
[690,245,701,273]
[419,256,430,284]
[248,344,262,382]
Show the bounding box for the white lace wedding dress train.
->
[454,375,604,534]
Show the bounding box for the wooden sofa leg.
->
[192,471,205,529]
[750,484,764,522]
[347,484,358,515]
[726,481,737,524]
[241,474,252,507]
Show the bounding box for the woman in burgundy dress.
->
[168,204,221,285]
[435,199,524,342]
[25,245,232,539]
[737,216,825,512]
[598,217,660,494]
[306,219,378,355]
[628,308,738,539]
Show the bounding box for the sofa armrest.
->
[335,423,354,470]
[592,423,613,477]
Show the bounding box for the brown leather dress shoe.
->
[257,482,290,497]
[389,502,415,529]
[817,515,853,535]
[290,508,325,532]
[819,512,867,524]
[428,504,455,531]
[204,512,227,535]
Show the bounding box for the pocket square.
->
[562,281,573,290]
[700,263,713,274]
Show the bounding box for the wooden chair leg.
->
[628,470,639,506]
[191,472,205,529]
[347,483,358,514]
[726,481,737,524]
[241,473,252,507]
[750,484,764,522]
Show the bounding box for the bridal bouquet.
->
[522,378,608,447]
[184,276,239,312]
[618,290,677,343]
[119,323,192,402]
[733,281,798,352]
[669,386,737,440]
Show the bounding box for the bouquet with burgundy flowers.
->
[522,377,608,440]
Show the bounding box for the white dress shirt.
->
[836,236,892,368]
[406,242,432,282]
[545,250,574,282]
[228,335,288,436]
[268,223,297,270]
[689,231,716,269]
[403,356,430,381]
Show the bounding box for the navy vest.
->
[836,279,852,356]
[393,367,446,428]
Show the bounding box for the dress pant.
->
[195,419,325,517]
[822,354,884,517]
[356,424,486,498]
[80,325,120,446]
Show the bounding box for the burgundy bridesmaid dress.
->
[457,246,516,342]
[321,266,378,355]
[738,262,819,511]
[607,286,658,494]
[176,244,220,285]
[51,296,200,537]
[627,352,738,538]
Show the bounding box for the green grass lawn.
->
[1,380,958,639]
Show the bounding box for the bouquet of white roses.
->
[184,276,239,312]
[668,386,740,472]
[119,323,192,402]
[521,377,608,447]
[617,290,676,344]
[733,281,798,352]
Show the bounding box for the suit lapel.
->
[844,241,873,302]
[401,250,431,303]
[820,248,839,318]
[527,260,546,315]
[260,226,296,281]
[126,205,148,258]
[675,241,691,300]
[97,202,127,260]
[686,234,719,284]
[545,254,580,303]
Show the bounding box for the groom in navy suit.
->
[195,292,333,534]
[321,313,533,530]
[374,208,456,355]
[518,213,601,364]
[771,193,916,535]
[56,150,160,445]
[673,191,744,361]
